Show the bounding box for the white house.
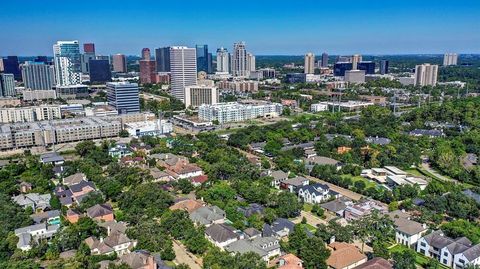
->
[297,183,338,204]
[205,224,239,249]
[14,223,60,251]
[388,210,427,247]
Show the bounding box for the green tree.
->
[392,249,416,269]
[276,192,302,218]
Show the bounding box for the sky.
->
[1,0,479,56]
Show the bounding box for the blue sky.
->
[1,0,479,56]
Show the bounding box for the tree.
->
[276,192,302,218]
[175,178,194,194]
[75,141,97,157]
[299,237,330,269]
[119,130,129,138]
[392,249,416,269]
[288,225,308,255]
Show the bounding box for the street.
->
[172,240,202,269]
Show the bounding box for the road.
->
[172,240,202,269]
[305,175,363,201]
[420,156,458,183]
[292,211,328,227]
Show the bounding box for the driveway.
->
[172,240,202,269]
[420,160,458,183]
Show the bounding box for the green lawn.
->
[303,204,313,212]
[342,175,377,189]
[389,245,449,269]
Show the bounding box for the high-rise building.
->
[1,56,21,80]
[443,53,458,66]
[357,61,375,75]
[106,82,140,114]
[304,53,315,74]
[89,59,112,83]
[414,64,438,87]
[142,48,151,60]
[155,47,171,72]
[231,42,248,77]
[247,53,256,72]
[352,54,362,70]
[207,53,213,74]
[21,62,55,90]
[334,62,353,76]
[139,59,156,84]
[0,73,16,97]
[216,47,230,73]
[112,54,127,73]
[184,85,219,108]
[196,45,209,73]
[321,53,328,67]
[380,60,389,75]
[53,40,82,86]
[83,43,95,54]
[170,46,197,101]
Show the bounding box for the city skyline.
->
[0,0,479,56]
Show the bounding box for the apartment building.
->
[0,105,61,123]
[198,101,283,123]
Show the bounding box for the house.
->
[66,208,82,223]
[150,168,173,182]
[85,227,137,256]
[463,154,478,170]
[225,236,281,262]
[247,155,262,167]
[40,152,65,166]
[108,143,133,158]
[19,181,32,193]
[281,176,310,193]
[352,257,392,269]
[386,175,428,190]
[320,197,353,216]
[262,218,295,238]
[281,142,315,152]
[249,142,267,154]
[270,170,289,189]
[169,199,204,213]
[337,146,352,154]
[387,210,427,247]
[274,253,303,269]
[237,203,265,218]
[12,193,51,211]
[86,204,114,222]
[344,199,387,221]
[365,136,391,146]
[244,228,262,239]
[190,205,226,227]
[205,223,239,249]
[121,156,146,167]
[69,180,97,202]
[14,223,60,251]
[30,210,61,225]
[98,220,128,236]
[130,143,153,155]
[150,153,203,179]
[298,183,339,204]
[409,129,444,138]
[326,242,367,269]
[417,230,480,268]
[304,149,317,158]
[63,172,87,187]
[190,175,208,187]
[304,156,342,173]
[117,250,171,269]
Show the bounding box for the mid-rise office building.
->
[21,62,55,90]
[0,73,15,97]
[304,53,315,74]
[199,101,283,124]
[1,56,21,80]
[54,85,89,99]
[53,40,81,86]
[89,59,112,83]
[352,54,362,70]
[217,80,259,92]
[139,59,156,84]
[81,43,96,74]
[357,61,375,75]
[170,46,197,101]
[155,47,171,72]
[0,105,61,123]
[107,82,140,114]
[247,53,256,72]
[231,42,248,77]
[380,60,389,74]
[414,64,438,87]
[443,53,458,66]
[216,47,230,73]
[321,53,328,67]
[184,85,219,108]
[23,90,57,101]
[344,70,366,83]
[259,68,276,79]
[112,54,127,73]
[196,45,209,73]
[334,62,353,76]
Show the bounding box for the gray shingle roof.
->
[190,206,225,225]
[205,223,238,243]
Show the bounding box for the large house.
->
[262,218,295,238]
[320,197,353,216]
[274,253,303,269]
[205,223,239,249]
[85,224,136,256]
[270,170,289,189]
[63,172,87,186]
[326,242,367,269]
[189,205,226,227]
[281,176,310,193]
[86,204,114,222]
[12,193,51,212]
[298,183,339,204]
[344,199,388,221]
[417,230,480,268]
[40,152,65,166]
[225,236,281,262]
[151,153,203,179]
[14,223,60,251]
[54,179,97,207]
[30,210,61,225]
[387,210,427,247]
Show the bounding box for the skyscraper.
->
[53,40,82,86]
[89,59,112,83]
[21,62,55,90]
[1,56,21,80]
[304,53,315,74]
[139,59,156,84]
[0,73,15,97]
[216,47,230,73]
[142,48,151,60]
[112,54,127,73]
[380,60,389,75]
[351,54,362,70]
[83,43,95,54]
[170,46,197,101]
[184,85,219,108]
[155,47,171,72]
[107,82,140,114]
[196,45,209,73]
[414,64,438,87]
[321,53,328,67]
[357,61,375,75]
[207,53,213,74]
[81,43,96,74]
[443,53,458,66]
[231,42,248,77]
[247,53,256,72]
